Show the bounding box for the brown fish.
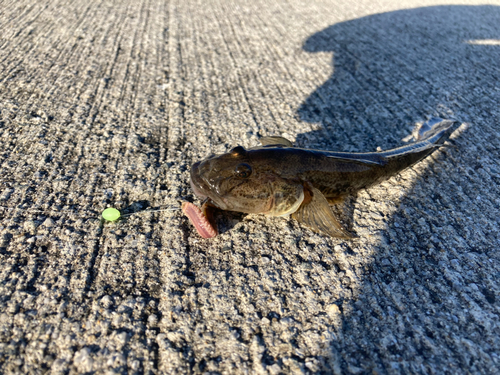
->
[188,118,456,238]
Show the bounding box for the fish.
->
[186,118,456,238]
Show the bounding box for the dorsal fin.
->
[259,136,294,147]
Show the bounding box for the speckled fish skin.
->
[189,118,456,238]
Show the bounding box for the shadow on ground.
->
[294,5,500,373]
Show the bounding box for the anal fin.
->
[326,195,346,205]
[292,185,354,239]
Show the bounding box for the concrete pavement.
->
[0,0,499,373]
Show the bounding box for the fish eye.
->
[234,163,252,178]
[230,146,246,156]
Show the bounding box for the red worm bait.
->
[182,202,218,238]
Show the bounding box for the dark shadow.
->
[120,200,151,216]
[297,5,499,151]
[295,5,500,373]
[214,209,246,235]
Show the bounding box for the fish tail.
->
[380,118,456,158]
[378,118,457,174]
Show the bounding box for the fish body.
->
[189,118,456,238]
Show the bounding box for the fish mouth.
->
[190,161,210,199]
[189,161,227,210]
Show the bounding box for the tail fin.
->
[416,117,456,142]
[380,118,456,159]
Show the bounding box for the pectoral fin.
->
[292,185,354,239]
[259,136,294,147]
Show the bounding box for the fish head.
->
[190,146,304,215]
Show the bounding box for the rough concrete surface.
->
[0,0,499,374]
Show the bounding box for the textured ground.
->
[1,0,500,374]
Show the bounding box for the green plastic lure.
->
[101,207,121,221]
